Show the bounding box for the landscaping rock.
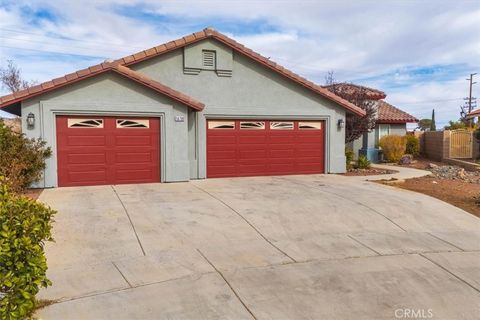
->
[428,164,480,183]
[399,154,413,165]
[428,163,438,169]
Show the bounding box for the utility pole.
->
[466,73,477,126]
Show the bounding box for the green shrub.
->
[345,148,355,170]
[0,180,56,319]
[405,135,420,157]
[356,155,371,169]
[0,120,51,192]
[379,135,406,162]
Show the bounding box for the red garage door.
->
[207,120,325,178]
[56,116,160,187]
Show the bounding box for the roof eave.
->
[377,119,419,124]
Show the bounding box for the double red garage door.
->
[56,116,160,187]
[207,120,325,178]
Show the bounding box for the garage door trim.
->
[53,112,166,186]
[206,117,329,177]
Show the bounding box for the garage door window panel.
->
[208,121,235,129]
[68,119,104,128]
[270,122,293,130]
[299,122,322,129]
[116,119,149,128]
[240,121,265,129]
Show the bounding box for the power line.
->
[0,45,107,59]
[0,36,134,55]
[389,98,464,104]
[0,28,147,50]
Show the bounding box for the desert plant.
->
[0,120,51,192]
[405,135,420,157]
[379,135,406,162]
[356,155,371,169]
[345,148,355,170]
[0,180,56,319]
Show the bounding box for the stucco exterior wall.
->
[131,39,347,175]
[20,37,351,187]
[21,73,190,187]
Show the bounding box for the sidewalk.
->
[346,164,431,182]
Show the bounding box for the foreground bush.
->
[0,182,56,319]
[379,135,406,162]
[0,120,51,192]
[405,135,420,157]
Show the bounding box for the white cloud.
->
[0,0,479,125]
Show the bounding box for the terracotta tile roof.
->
[323,83,386,100]
[0,27,365,116]
[377,100,418,123]
[0,63,204,111]
[467,108,480,117]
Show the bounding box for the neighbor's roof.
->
[0,28,365,116]
[323,83,386,100]
[377,100,418,123]
[467,108,480,118]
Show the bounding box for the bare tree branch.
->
[0,60,36,93]
[324,72,377,143]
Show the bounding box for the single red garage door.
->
[56,116,160,187]
[207,120,325,178]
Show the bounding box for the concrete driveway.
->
[36,175,480,319]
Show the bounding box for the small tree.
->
[0,120,51,192]
[430,109,436,131]
[0,60,36,93]
[417,119,432,131]
[444,120,467,130]
[324,73,376,143]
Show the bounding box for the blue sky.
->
[1,0,479,127]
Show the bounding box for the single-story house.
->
[324,83,418,160]
[0,27,365,187]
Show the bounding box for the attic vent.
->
[202,50,216,69]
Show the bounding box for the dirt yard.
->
[388,158,480,218]
[395,177,480,218]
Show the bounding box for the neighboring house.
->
[0,27,365,188]
[324,83,418,161]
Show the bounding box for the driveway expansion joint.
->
[419,253,480,293]
[111,185,146,256]
[426,232,466,252]
[196,249,257,320]
[347,234,382,255]
[112,261,133,288]
[192,183,297,263]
